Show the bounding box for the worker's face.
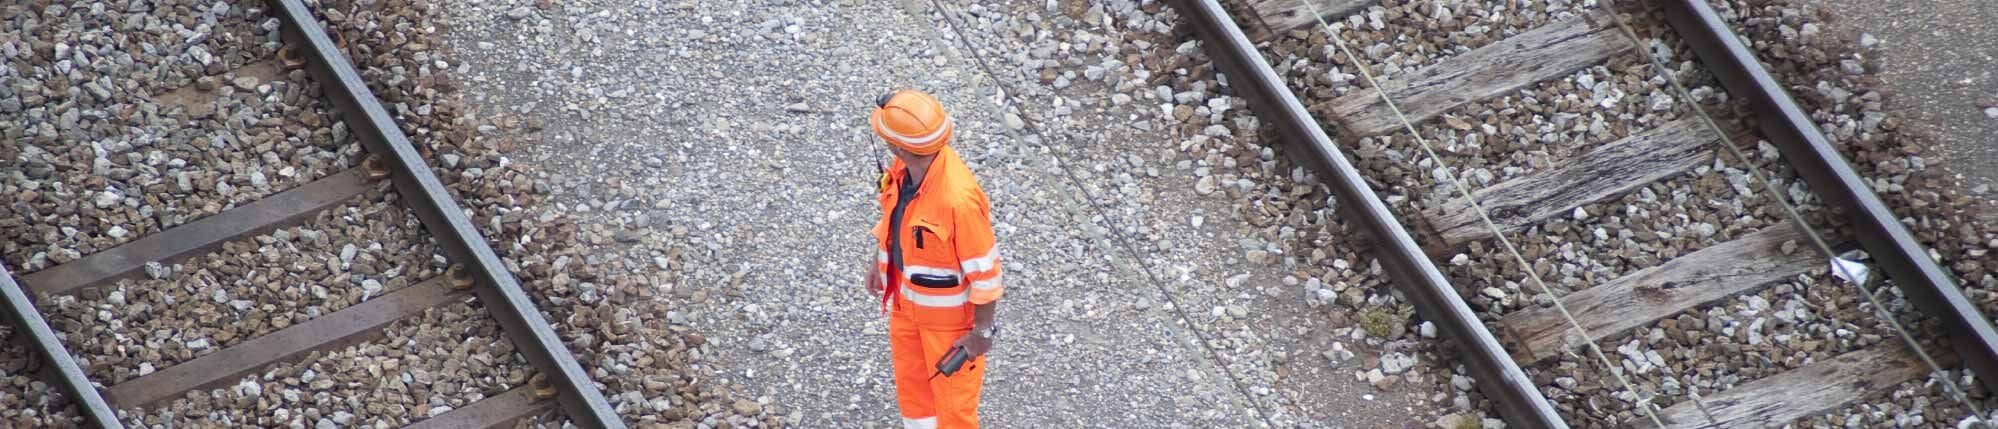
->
[887,144,935,168]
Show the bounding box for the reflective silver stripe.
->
[970,274,1002,291]
[901,416,938,429]
[900,286,968,307]
[873,114,954,147]
[960,248,1000,274]
[877,250,888,264]
[903,264,961,278]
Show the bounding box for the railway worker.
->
[864,88,1004,429]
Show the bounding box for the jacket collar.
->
[888,146,956,196]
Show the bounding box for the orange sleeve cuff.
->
[969,286,1003,305]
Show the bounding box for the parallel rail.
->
[1167,1,1568,427]
[0,1,626,427]
[264,0,625,427]
[1175,0,1998,427]
[1660,0,1998,388]
[0,265,121,428]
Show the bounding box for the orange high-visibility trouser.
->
[890,309,985,429]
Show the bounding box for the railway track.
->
[0,1,622,427]
[1172,0,1998,427]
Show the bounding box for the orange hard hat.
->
[871,89,953,156]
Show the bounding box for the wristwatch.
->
[972,323,1001,340]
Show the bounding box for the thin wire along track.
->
[1167,0,1569,427]
[1185,0,1998,427]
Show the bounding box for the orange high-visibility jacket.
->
[873,146,1003,329]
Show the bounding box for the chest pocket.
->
[904,216,958,288]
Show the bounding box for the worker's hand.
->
[952,331,992,358]
[865,264,885,297]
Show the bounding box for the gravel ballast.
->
[430,0,1439,425]
[1674,0,1998,425]
[945,0,1486,426]
[11,0,754,425]
[1245,0,1998,425]
[288,0,779,425]
[8,0,1991,426]
[0,327,82,426]
[1,1,362,273]
[124,302,536,427]
[44,192,439,387]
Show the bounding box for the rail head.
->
[1,264,124,429]
[260,0,626,427]
[1165,0,1569,427]
[1659,0,1998,390]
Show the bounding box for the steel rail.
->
[262,1,626,426]
[1,263,123,428]
[1165,0,1568,427]
[1660,0,1998,389]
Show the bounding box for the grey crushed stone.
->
[955,0,1466,426]
[433,0,1363,426]
[0,326,83,426]
[1692,0,1998,424]
[0,1,361,273]
[4,0,577,426]
[1253,0,1998,425]
[1817,0,1998,191]
[120,302,537,427]
[43,191,438,388]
